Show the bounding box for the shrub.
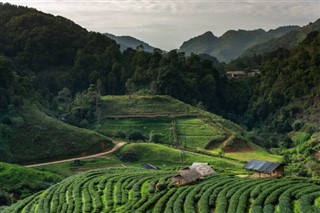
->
[119,152,139,162]
[149,132,164,143]
[115,131,126,139]
[127,131,145,141]
[1,116,12,125]
[0,190,10,206]
[79,119,89,127]
[292,120,305,131]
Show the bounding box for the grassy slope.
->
[94,95,280,162]
[6,105,114,163]
[100,95,199,116]
[0,162,61,199]
[118,143,243,173]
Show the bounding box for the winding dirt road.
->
[25,142,127,168]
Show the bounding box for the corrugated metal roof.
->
[243,160,282,173]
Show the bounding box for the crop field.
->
[98,117,225,148]
[3,168,320,213]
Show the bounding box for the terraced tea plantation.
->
[3,168,320,213]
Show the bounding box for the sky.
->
[2,0,320,50]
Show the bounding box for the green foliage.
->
[127,131,145,141]
[1,105,113,163]
[149,132,164,143]
[0,162,61,203]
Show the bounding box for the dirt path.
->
[25,142,127,168]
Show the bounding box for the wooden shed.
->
[171,169,202,186]
[243,160,285,178]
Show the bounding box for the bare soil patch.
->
[224,139,255,153]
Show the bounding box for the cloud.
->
[3,0,319,50]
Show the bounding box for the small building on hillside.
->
[189,162,216,177]
[227,71,246,79]
[243,160,285,178]
[57,113,69,121]
[171,169,202,186]
[226,70,260,79]
[171,162,216,186]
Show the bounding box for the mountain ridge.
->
[241,19,320,58]
[179,25,300,62]
[105,33,156,52]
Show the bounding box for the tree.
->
[125,78,136,98]
[57,87,72,110]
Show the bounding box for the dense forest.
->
[0,4,225,110]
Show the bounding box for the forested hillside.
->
[229,31,320,130]
[227,31,320,177]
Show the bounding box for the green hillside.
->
[3,168,320,213]
[95,95,243,149]
[92,95,280,162]
[0,105,114,164]
[0,162,61,205]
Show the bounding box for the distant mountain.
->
[241,19,320,58]
[179,26,300,62]
[105,33,155,52]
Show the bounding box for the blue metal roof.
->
[243,160,282,173]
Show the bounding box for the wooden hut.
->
[171,169,202,186]
[243,160,285,178]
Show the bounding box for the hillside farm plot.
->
[176,118,226,148]
[3,168,320,213]
[100,95,199,116]
[97,117,226,148]
[98,117,173,142]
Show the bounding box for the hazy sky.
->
[3,0,320,50]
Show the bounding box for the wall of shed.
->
[272,165,284,177]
